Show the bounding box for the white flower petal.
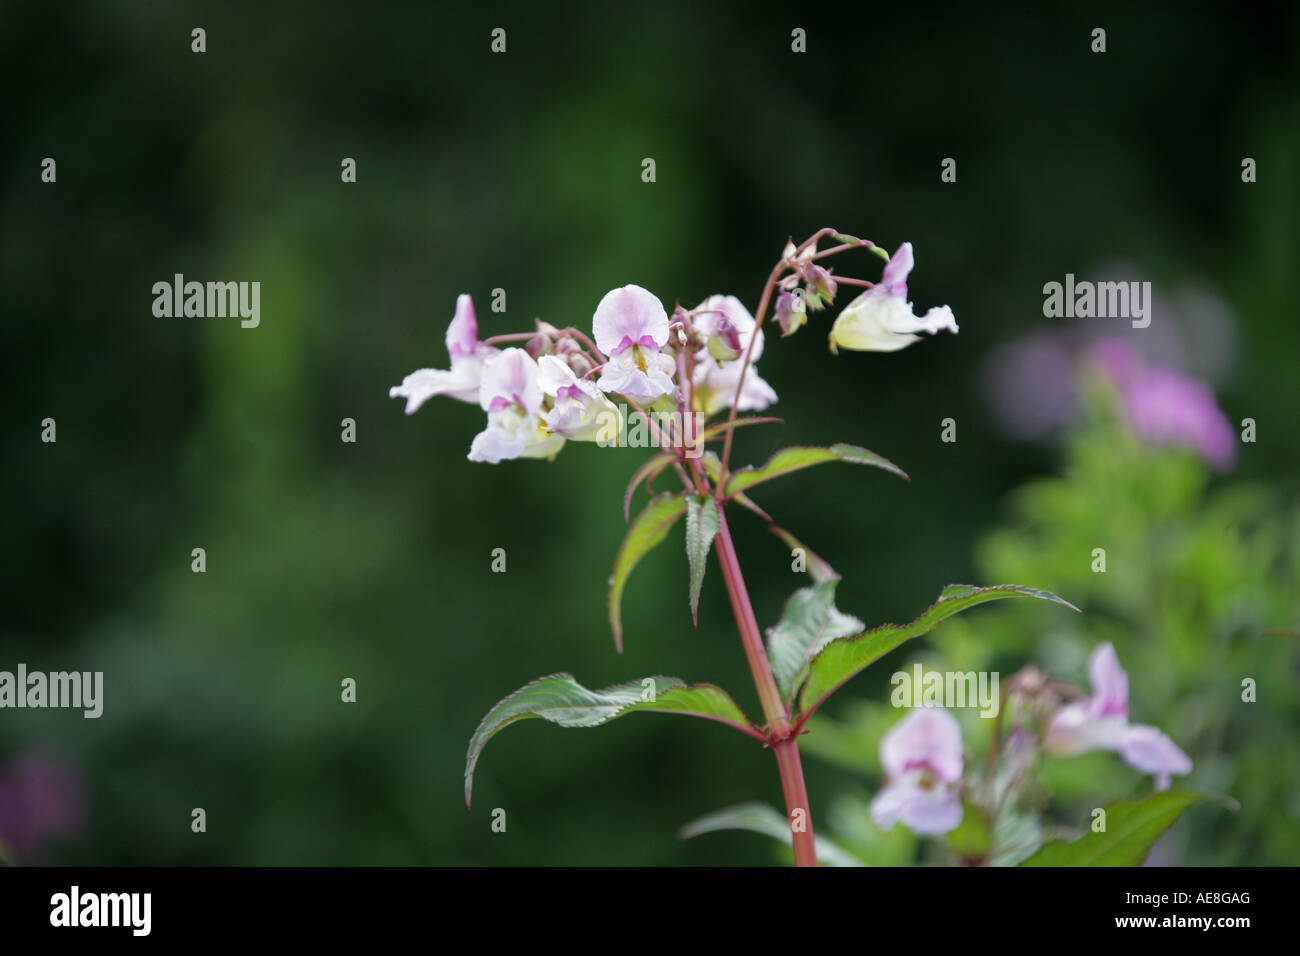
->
[478,349,543,415]
[592,285,669,355]
[467,424,528,463]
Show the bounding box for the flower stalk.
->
[711,503,818,866]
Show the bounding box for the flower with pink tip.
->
[592,285,677,403]
[468,349,565,463]
[870,707,965,835]
[690,295,778,416]
[1044,642,1192,790]
[828,243,958,353]
[537,355,621,443]
[390,294,499,413]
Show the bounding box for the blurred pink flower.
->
[1044,643,1193,790]
[1092,339,1237,471]
[870,707,964,835]
[981,271,1238,443]
[0,749,87,861]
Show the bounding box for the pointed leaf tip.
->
[793,583,1077,719]
[724,443,908,497]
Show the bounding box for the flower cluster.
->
[390,240,958,462]
[871,643,1191,837]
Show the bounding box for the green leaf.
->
[685,496,720,625]
[466,673,759,806]
[795,584,1078,718]
[769,525,839,584]
[766,581,864,704]
[608,493,688,652]
[1020,791,1223,866]
[725,443,909,497]
[623,452,678,523]
[679,802,864,866]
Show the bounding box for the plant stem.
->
[773,737,817,867]
[718,259,786,484]
[712,505,819,867]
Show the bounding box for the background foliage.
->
[1,1,1296,864]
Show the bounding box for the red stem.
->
[712,505,818,867]
[773,737,817,867]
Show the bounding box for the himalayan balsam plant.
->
[390,230,1199,866]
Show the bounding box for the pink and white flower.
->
[1044,643,1193,790]
[390,294,499,412]
[870,707,965,835]
[690,295,778,416]
[592,285,677,403]
[467,349,565,463]
[537,355,621,443]
[828,243,958,353]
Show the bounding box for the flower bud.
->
[526,320,560,359]
[705,317,743,363]
[776,291,806,337]
[806,265,837,309]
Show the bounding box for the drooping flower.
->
[1092,340,1237,471]
[467,348,565,463]
[690,295,778,416]
[1044,642,1192,790]
[870,707,965,835]
[592,285,677,403]
[828,243,958,353]
[390,294,499,413]
[537,354,622,444]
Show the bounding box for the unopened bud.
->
[807,265,837,309]
[568,351,595,377]
[706,317,743,362]
[776,291,806,337]
[526,320,560,358]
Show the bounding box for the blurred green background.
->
[1,1,1296,864]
